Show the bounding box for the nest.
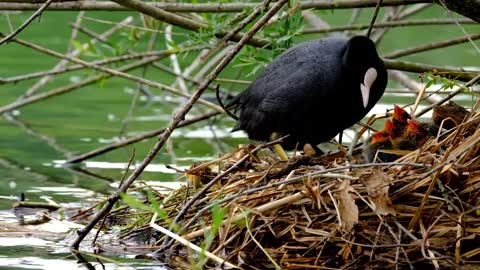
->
[97,104,480,269]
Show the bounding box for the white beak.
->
[360,67,377,108]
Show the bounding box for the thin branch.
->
[415,73,480,118]
[370,5,402,44]
[109,0,271,48]
[0,35,223,112]
[81,16,172,34]
[69,24,108,43]
[201,0,270,62]
[366,0,383,38]
[0,0,431,12]
[165,25,188,95]
[3,113,74,159]
[389,70,441,104]
[118,28,160,138]
[64,110,221,164]
[21,16,133,98]
[442,0,480,23]
[399,3,431,17]
[383,59,479,81]
[66,11,84,53]
[384,33,480,59]
[439,0,480,56]
[302,18,475,34]
[1,50,177,85]
[0,0,53,45]
[0,56,160,115]
[151,62,220,92]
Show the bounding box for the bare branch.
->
[0,0,431,12]
[302,18,475,34]
[384,33,480,59]
[383,59,479,81]
[0,51,180,85]
[0,56,160,114]
[415,73,480,117]
[442,0,480,22]
[109,0,271,48]
[0,0,53,45]
[0,34,223,111]
[65,111,221,164]
[21,16,132,98]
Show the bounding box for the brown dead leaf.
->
[303,144,317,156]
[337,180,359,232]
[364,169,396,216]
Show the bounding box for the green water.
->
[0,5,479,269]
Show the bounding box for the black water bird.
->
[230,36,388,150]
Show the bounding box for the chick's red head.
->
[393,105,411,124]
[406,119,426,136]
[383,119,396,136]
[371,130,390,144]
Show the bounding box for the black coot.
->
[230,35,388,149]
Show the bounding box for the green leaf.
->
[71,39,86,54]
[166,39,179,50]
[425,79,434,88]
[211,204,227,235]
[120,193,151,211]
[146,189,168,219]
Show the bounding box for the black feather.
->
[232,35,388,149]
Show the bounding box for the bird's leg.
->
[347,129,361,158]
[270,132,289,161]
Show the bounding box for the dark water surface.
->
[0,6,479,269]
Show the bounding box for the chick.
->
[363,105,440,162]
[363,119,395,162]
[390,105,411,138]
[392,119,426,150]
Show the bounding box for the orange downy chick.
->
[363,119,395,162]
[393,119,429,150]
[391,105,411,138]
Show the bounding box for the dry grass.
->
[98,105,480,270]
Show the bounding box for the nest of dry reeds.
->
[105,104,480,270]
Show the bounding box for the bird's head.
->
[342,36,387,110]
[405,119,427,137]
[392,105,411,125]
[383,118,396,136]
[370,130,390,145]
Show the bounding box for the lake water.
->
[0,6,479,269]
